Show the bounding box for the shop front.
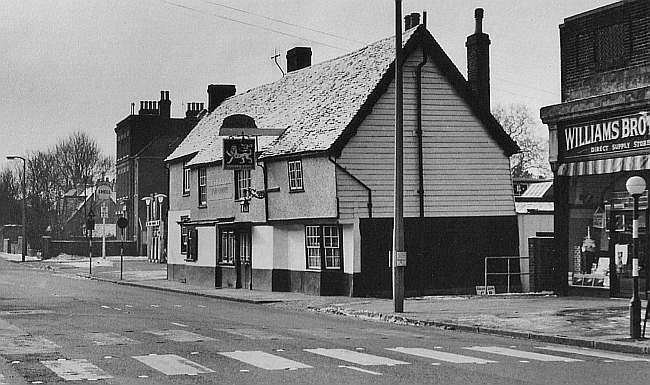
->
[544,109,649,298]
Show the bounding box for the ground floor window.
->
[218,228,251,265]
[305,225,342,269]
[185,227,198,261]
[219,229,236,265]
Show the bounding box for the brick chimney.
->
[207,84,236,113]
[159,90,171,118]
[404,12,420,30]
[466,8,491,111]
[138,100,158,116]
[185,102,205,118]
[286,47,312,73]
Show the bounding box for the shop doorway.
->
[218,227,252,290]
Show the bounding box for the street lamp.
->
[154,194,167,263]
[6,156,26,262]
[626,175,646,339]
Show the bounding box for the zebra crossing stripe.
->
[465,347,582,362]
[219,351,312,370]
[41,359,113,381]
[133,354,215,375]
[145,329,216,342]
[304,348,410,366]
[218,328,292,340]
[537,346,650,362]
[387,347,496,364]
[84,332,139,346]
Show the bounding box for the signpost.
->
[87,209,95,274]
[96,183,112,259]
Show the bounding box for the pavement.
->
[2,251,649,356]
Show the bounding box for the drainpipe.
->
[261,161,269,222]
[416,27,428,218]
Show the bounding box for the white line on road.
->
[304,348,410,366]
[171,322,187,327]
[145,329,215,342]
[133,354,214,376]
[465,347,582,362]
[537,346,650,362]
[339,365,383,375]
[41,359,113,381]
[219,351,312,370]
[388,347,496,364]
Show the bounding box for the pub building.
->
[541,0,649,298]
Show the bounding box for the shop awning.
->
[557,155,649,176]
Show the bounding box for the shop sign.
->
[223,138,255,170]
[562,111,650,161]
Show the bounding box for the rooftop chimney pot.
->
[207,84,237,113]
[475,8,484,34]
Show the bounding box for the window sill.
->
[198,204,207,209]
[183,192,190,197]
[289,189,304,193]
[184,258,197,262]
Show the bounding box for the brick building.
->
[541,0,650,297]
[115,91,204,255]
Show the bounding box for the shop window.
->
[183,164,190,196]
[219,229,236,265]
[198,167,207,207]
[234,170,251,200]
[240,231,251,264]
[288,160,304,192]
[305,225,342,269]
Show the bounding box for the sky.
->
[0,0,616,170]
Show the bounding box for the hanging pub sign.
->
[561,111,650,161]
[223,138,256,170]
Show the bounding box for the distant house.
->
[115,91,205,255]
[61,181,119,238]
[165,10,520,296]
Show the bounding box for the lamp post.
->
[6,156,26,262]
[626,175,646,339]
[142,196,153,260]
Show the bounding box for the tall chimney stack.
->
[466,8,491,111]
[159,90,171,118]
[207,84,236,113]
[286,47,312,73]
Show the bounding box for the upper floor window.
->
[183,164,191,196]
[288,160,304,192]
[198,167,207,207]
[180,216,189,255]
[235,170,251,200]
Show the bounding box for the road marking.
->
[171,322,187,327]
[339,365,383,375]
[145,330,215,342]
[465,347,582,362]
[304,348,410,366]
[218,328,292,340]
[84,332,139,346]
[219,351,312,370]
[289,328,353,339]
[41,359,112,381]
[537,346,650,362]
[133,354,214,376]
[0,335,58,355]
[388,347,496,364]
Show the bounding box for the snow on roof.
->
[520,181,553,199]
[166,27,420,165]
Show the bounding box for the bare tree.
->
[54,131,113,188]
[492,103,551,179]
[0,166,20,226]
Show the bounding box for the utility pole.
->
[393,0,406,313]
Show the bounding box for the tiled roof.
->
[167,24,518,165]
[166,27,419,165]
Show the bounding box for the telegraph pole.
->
[393,0,405,313]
